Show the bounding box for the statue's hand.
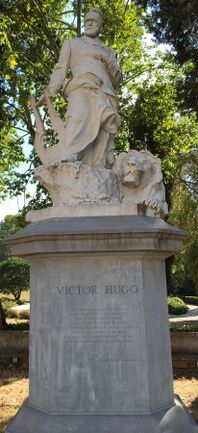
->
[36,87,53,106]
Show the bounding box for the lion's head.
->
[113,149,168,216]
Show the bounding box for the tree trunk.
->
[166,256,174,295]
[14,288,22,301]
[0,300,7,329]
[76,0,81,37]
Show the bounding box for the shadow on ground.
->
[189,396,198,424]
[0,364,28,387]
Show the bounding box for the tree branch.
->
[12,126,29,134]
[15,133,29,143]
[124,0,130,15]
[58,10,75,15]
[31,0,60,59]
[52,19,77,32]
[16,52,48,79]
[76,0,81,37]
[24,106,36,144]
[124,64,178,84]
[5,102,27,124]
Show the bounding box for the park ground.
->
[0,364,197,432]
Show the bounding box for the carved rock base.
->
[35,162,120,206]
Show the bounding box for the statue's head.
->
[84,8,103,38]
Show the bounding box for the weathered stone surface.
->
[7,216,185,258]
[27,255,172,414]
[6,217,197,433]
[26,149,168,221]
[113,149,168,216]
[26,202,139,222]
[6,396,198,433]
[35,162,120,206]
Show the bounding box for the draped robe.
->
[48,36,121,167]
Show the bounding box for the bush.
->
[180,296,198,306]
[18,310,30,320]
[5,307,30,320]
[6,309,18,319]
[168,296,189,315]
[170,322,198,332]
[1,300,15,316]
[16,299,24,306]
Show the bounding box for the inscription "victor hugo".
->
[56,285,138,295]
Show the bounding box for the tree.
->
[0,0,72,201]
[0,213,28,325]
[0,257,30,301]
[125,66,198,204]
[0,213,27,260]
[168,154,198,293]
[134,0,198,114]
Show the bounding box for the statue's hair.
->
[84,7,103,24]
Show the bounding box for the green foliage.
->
[0,300,16,316]
[134,0,198,113]
[6,308,18,319]
[0,257,30,300]
[168,296,189,315]
[169,181,198,292]
[127,66,198,210]
[170,322,198,333]
[180,296,198,306]
[6,307,30,320]
[0,213,27,262]
[16,299,24,305]
[18,309,30,320]
[0,0,72,200]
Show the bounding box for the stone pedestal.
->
[6,216,198,433]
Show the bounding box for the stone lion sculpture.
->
[113,149,168,217]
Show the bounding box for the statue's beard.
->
[85,28,99,38]
[123,170,143,188]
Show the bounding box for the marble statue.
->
[31,7,121,168]
[28,7,168,222]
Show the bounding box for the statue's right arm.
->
[48,40,71,98]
